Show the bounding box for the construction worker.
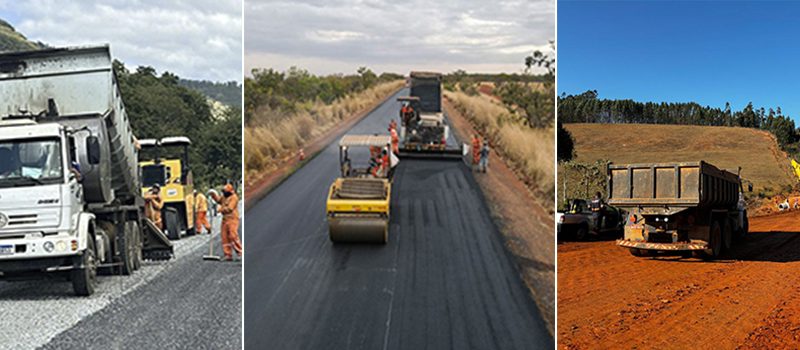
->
[144,184,164,229]
[390,127,399,155]
[213,184,242,261]
[589,192,605,233]
[479,140,490,173]
[194,189,211,234]
[471,134,481,168]
[380,149,390,177]
[388,119,397,133]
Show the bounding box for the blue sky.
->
[558,0,800,120]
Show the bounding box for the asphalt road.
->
[244,88,552,349]
[0,212,242,350]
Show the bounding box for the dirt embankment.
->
[444,97,555,334]
[564,123,795,195]
[558,210,800,349]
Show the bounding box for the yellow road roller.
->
[327,135,397,243]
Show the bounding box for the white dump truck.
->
[0,45,173,296]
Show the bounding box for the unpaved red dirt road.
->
[558,210,800,349]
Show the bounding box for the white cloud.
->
[306,30,369,42]
[244,0,554,75]
[0,0,242,83]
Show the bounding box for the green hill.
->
[179,79,241,107]
[0,19,45,52]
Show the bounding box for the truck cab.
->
[0,45,173,296]
[0,121,93,265]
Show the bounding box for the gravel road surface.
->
[0,212,241,350]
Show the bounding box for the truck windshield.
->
[0,138,63,188]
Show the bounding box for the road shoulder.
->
[443,96,555,334]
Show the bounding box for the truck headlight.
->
[43,241,55,253]
[56,241,67,252]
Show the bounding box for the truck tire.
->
[575,225,588,241]
[629,248,647,257]
[119,221,141,275]
[164,209,181,240]
[722,219,733,251]
[736,213,749,241]
[703,221,722,259]
[131,221,142,271]
[72,238,98,296]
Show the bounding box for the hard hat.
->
[224,183,234,193]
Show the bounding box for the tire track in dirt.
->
[558,211,800,349]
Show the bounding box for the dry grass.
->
[445,90,555,203]
[564,123,795,195]
[245,80,403,181]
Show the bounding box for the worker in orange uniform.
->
[144,184,164,229]
[213,184,242,261]
[389,127,399,155]
[471,134,481,168]
[380,149,390,177]
[388,119,397,132]
[399,103,409,122]
[194,189,211,234]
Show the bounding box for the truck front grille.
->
[7,214,37,226]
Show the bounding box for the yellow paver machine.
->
[326,135,397,243]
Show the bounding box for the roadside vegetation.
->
[559,90,800,155]
[444,44,556,204]
[114,62,242,189]
[244,67,403,180]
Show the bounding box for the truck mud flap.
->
[141,219,174,261]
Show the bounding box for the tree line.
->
[114,61,242,189]
[244,66,402,125]
[558,90,798,149]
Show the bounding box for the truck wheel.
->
[736,214,749,241]
[722,219,733,251]
[703,221,722,259]
[575,226,588,240]
[119,222,135,275]
[164,209,181,240]
[72,238,98,296]
[629,248,643,257]
[131,221,142,271]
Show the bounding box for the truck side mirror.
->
[86,136,101,164]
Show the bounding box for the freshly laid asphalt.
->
[244,88,553,349]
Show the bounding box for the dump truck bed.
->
[608,161,740,209]
[0,46,140,204]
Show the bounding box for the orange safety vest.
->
[390,129,399,153]
[472,137,481,162]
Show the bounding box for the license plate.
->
[0,245,13,255]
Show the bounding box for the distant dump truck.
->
[611,161,748,258]
[0,46,173,295]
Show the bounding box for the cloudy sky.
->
[244,0,554,76]
[0,0,242,83]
